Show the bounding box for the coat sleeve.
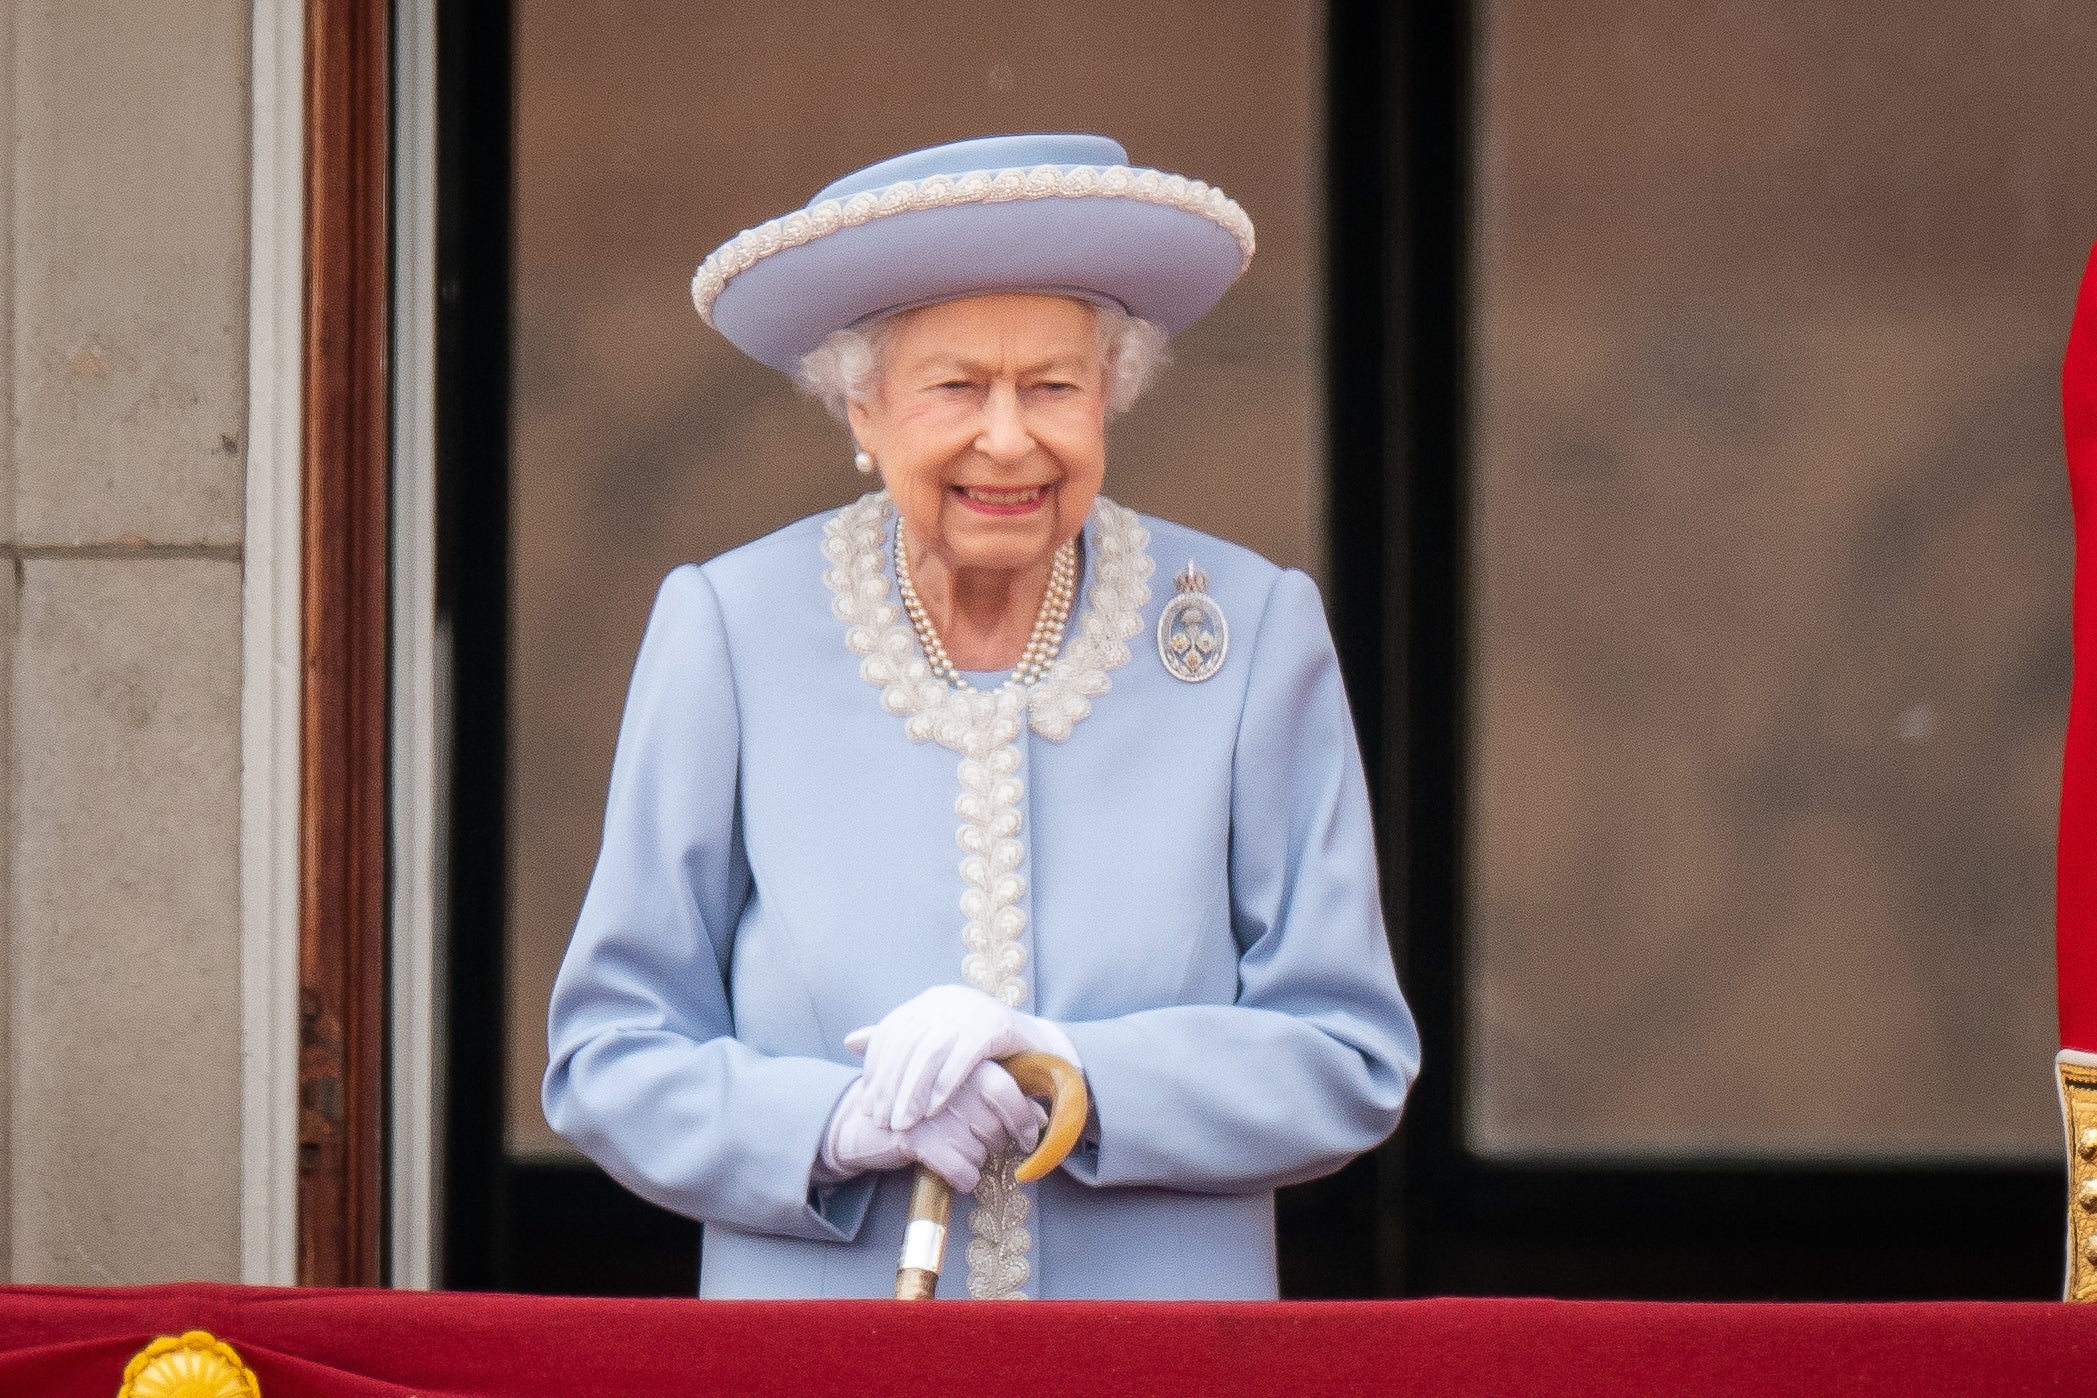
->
[541,565,874,1240]
[1059,567,1421,1193]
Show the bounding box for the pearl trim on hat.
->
[693,164,1257,325]
[820,489,1154,1297]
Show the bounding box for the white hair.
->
[795,300,1169,423]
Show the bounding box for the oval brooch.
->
[1158,559,1228,683]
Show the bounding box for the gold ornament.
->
[120,1330,261,1398]
[2062,1055,2097,1302]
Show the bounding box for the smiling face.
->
[847,293,1107,580]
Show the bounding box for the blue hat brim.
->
[693,138,1256,374]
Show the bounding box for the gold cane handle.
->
[893,1050,1089,1300]
[1002,1050,1089,1183]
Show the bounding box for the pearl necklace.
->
[893,526,1078,692]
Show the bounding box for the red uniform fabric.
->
[2062,241,2097,1052]
[1,1283,2094,1397]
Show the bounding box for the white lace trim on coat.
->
[820,489,1153,1298]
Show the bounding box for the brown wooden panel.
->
[300,0,390,1288]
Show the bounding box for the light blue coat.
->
[542,499,1419,1298]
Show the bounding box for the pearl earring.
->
[854,449,874,474]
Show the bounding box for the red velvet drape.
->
[2,1283,2094,1397]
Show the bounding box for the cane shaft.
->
[894,1168,952,1300]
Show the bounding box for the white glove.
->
[816,1059,1045,1194]
[844,983,1082,1132]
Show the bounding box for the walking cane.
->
[894,1050,1088,1300]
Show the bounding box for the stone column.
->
[2,0,251,1283]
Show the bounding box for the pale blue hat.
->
[692,134,1256,373]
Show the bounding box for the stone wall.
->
[0,0,250,1281]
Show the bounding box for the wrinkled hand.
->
[844,983,1082,1132]
[817,1059,1045,1194]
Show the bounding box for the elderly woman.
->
[542,134,1418,1300]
